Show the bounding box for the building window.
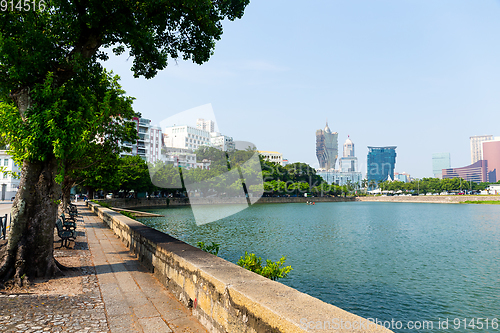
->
[4,159,8,166]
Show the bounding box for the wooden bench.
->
[55,219,76,248]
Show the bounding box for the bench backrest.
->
[0,215,5,240]
[55,219,64,231]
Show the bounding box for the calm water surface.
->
[138,202,500,332]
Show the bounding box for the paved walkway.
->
[0,203,208,333]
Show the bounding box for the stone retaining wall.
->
[356,195,500,204]
[95,196,355,209]
[87,201,391,333]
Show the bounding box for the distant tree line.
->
[375,177,491,195]
[77,147,362,198]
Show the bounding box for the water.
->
[138,202,500,332]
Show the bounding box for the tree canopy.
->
[0,0,250,286]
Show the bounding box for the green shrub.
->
[92,200,111,208]
[237,252,293,281]
[197,241,220,256]
[120,211,136,219]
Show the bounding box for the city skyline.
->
[102,1,500,178]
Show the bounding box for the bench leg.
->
[56,239,65,249]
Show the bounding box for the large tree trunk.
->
[0,157,62,287]
[86,186,95,200]
[60,177,74,213]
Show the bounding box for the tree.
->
[77,151,123,200]
[361,178,368,193]
[0,1,250,286]
[118,156,156,196]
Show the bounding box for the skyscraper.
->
[339,136,358,172]
[470,135,493,164]
[432,153,451,179]
[316,122,338,170]
[482,140,500,183]
[367,146,397,183]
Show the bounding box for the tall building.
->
[442,160,488,184]
[470,135,494,164]
[367,146,397,183]
[482,140,500,183]
[196,118,215,133]
[339,136,358,172]
[316,122,338,170]
[163,125,211,151]
[432,153,451,179]
[318,136,362,186]
[120,117,162,163]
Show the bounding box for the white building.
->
[163,125,211,151]
[0,150,20,201]
[487,184,500,195]
[148,125,162,163]
[160,147,211,170]
[317,170,363,187]
[121,117,162,163]
[210,132,235,151]
[339,136,358,172]
[319,136,362,186]
[258,151,283,165]
[196,118,215,133]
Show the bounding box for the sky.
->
[104,0,500,179]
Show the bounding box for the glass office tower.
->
[367,146,397,183]
[432,153,451,178]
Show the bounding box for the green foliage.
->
[375,177,490,194]
[237,252,293,281]
[93,200,111,208]
[197,241,220,256]
[118,156,156,194]
[120,211,136,219]
[0,0,250,190]
[463,200,500,205]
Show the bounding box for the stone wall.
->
[95,196,355,210]
[87,201,391,333]
[356,195,500,204]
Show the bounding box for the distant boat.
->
[306,201,315,205]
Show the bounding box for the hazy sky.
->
[104,0,500,178]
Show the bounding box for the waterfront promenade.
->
[0,202,207,332]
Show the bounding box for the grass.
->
[463,200,500,205]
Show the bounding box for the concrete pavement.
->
[81,202,208,333]
[0,202,208,333]
[0,202,12,218]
